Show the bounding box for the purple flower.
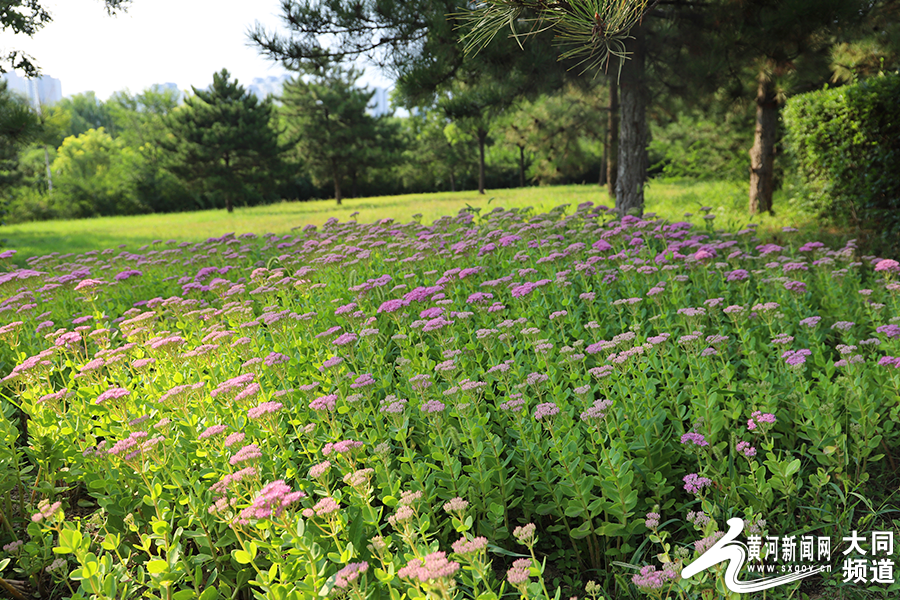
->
[874,259,900,273]
[236,480,306,523]
[580,398,612,422]
[310,394,337,411]
[334,562,369,589]
[680,432,709,447]
[782,348,812,366]
[322,440,364,456]
[533,402,559,420]
[264,352,290,366]
[695,532,725,555]
[377,299,409,314]
[632,565,678,591]
[225,432,246,447]
[421,399,446,414]
[683,473,712,494]
[799,316,821,328]
[747,410,776,431]
[784,280,806,294]
[644,512,660,529]
[736,441,757,458]
[876,324,900,339]
[230,444,263,465]
[725,269,749,282]
[333,332,358,346]
[398,552,460,582]
[114,269,142,281]
[350,373,375,389]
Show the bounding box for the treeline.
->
[0,68,630,222]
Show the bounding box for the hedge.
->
[783,72,900,255]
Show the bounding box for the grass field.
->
[1,178,834,264]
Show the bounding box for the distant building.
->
[1,71,62,107]
[247,74,291,100]
[367,86,392,117]
[154,82,181,100]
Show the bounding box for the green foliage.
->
[57,92,118,142]
[280,66,400,203]
[0,204,895,600]
[51,128,144,218]
[648,109,752,182]
[500,83,606,185]
[163,69,285,212]
[783,72,900,255]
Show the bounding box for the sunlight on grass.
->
[1,180,827,263]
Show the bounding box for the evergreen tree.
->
[280,66,398,204]
[696,0,867,215]
[162,69,285,213]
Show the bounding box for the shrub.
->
[783,72,900,255]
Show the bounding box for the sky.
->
[6,0,394,100]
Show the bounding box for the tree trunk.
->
[615,25,648,217]
[44,146,53,194]
[477,128,487,195]
[599,142,607,186]
[334,175,342,205]
[606,77,618,198]
[749,70,777,215]
[449,171,456,192]
[224,154,233,212]
[518,145,526,188]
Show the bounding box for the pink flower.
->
[683,473,712,494]
[398,552,460,582]
[334,562,369,589]
[874,259,900,273]
[248,401,283,420]
[747,410,776,431]
[680,432,709,447]
[96,387,129,405]
[199,424,227,439]
[310,394,337,411]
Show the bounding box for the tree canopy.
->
[279,65,399,204]
[162,69,285,213]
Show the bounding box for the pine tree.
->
[163,69,284,213]
[280,66,397,204]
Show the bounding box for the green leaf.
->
[199,586,220,600]
[147,560,168,574]
[232,549,253,564]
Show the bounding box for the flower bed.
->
[0,205,898,599]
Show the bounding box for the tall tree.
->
[437,75,516,195]
[690,0,867,215]
[57,92,118,140]
[248,0,575,170]
[0,79,42,201]
[280,65,397,204]
[461,1,656,215]
[1,0,132,75]
[163,69,284,213]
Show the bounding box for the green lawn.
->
[0,179,831,265]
